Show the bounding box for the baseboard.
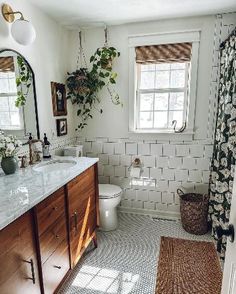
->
[118,206,181,221]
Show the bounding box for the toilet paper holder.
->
[128,158,143,171]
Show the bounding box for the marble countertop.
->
[0,156,99,230]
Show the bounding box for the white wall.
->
[68,15,229,218]
[0,0,76,145]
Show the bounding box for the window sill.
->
[129,129,194,141]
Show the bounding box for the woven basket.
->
[177,189,210,235]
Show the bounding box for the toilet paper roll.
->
[130,167,141,178]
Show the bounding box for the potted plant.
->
[90,46,122,105]
[66,68,105,130]
[0,132,22,175]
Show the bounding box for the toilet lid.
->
[99,184,122,199]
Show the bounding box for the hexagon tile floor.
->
[59,213,213,294]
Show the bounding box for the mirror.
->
[0,49,39,143]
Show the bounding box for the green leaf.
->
[90,55,95,62]
[110,78,116,84]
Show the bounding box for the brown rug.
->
[156,237,222,294]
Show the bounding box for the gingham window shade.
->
[0,57,14,72]
[135,42,192,64]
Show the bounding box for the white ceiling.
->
[29,0,236,28]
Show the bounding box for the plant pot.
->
[1,156,18,175]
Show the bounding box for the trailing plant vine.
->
[15,56,32,107]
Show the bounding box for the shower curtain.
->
[209,29,236,259]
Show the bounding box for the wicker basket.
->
[177,189,210,235]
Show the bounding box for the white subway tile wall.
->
[84,138,213,217]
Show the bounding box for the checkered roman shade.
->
[135,42,192,64]
[0,57,14,72]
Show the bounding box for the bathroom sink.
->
[33,159,77,173]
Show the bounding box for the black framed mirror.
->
[0,49,39,142]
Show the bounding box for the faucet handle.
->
[18,155,27,168]
[35,151,42,162]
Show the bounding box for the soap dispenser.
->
[43,133,51,158]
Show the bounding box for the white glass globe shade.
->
[11,19,36,46]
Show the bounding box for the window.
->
[128,31,200,136]
[0,57,23,130]
[137,62,189,130]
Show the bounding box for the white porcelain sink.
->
[33,159,77,173]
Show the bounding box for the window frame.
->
[128,30,200,138]
[136,62,190,131]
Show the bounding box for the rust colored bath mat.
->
[156,237,222,294]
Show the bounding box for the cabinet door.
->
[0,212,41,294]
[67,164,98,267]
[42,238,70,294]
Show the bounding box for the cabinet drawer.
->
[42,239,70,294]
[39,214,68,264]
[36,187,65,236]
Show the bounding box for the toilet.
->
[98,184,122,231]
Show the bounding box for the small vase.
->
[1,156,18,175]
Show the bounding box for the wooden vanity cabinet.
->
[0,163,99,294]
[0,211,41,294]
[34,187,70,294]
[67,164,99,268]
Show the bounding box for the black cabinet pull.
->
[53,265,62,269]
[23,259,36,284]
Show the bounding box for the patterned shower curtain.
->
[209,29,236,259]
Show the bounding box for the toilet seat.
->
[99,184,122,199]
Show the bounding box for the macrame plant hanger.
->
[103,26,121,105]
[76,30,87,69]
[104,25,108,48]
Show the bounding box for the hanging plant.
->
[66,68,105,130]
[15,56,32,107]
[66,29,121,131]
[90,46,121,105]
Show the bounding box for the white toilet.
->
[98,184,122,231]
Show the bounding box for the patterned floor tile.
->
[58,213,213,294]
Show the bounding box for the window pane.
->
[168,111,183,128]
[170,70,185,88]
[155,93,168,110]
[140,71,155,89]
[8,78,17,93]
[141,64,155,71]
[154,111,168,128]
[8,96,18,111]
[155,71,170,88]
[0,78,9,93]
[10,112,21,127]
[0,112,10,127]
[139,112,153,128]
[0,96,9,111]
[156,63,170,71]
[169,92,184,110]
[171,63,186,70]
[140,93,154,111]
